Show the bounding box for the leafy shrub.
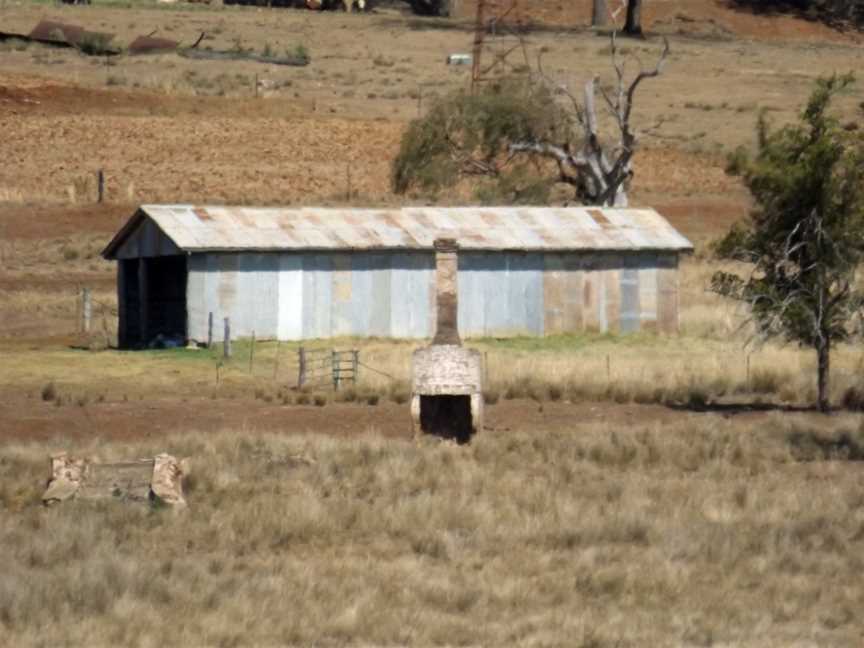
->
[392,81,567,202]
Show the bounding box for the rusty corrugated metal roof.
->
[103,205,693,258]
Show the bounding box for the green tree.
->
[712,74,864,412]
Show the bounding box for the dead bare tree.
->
[509,32,669,207]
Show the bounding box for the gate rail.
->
[297,346,358,390]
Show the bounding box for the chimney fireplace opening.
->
[419,394,473,444]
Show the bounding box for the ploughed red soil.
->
[0,391,830,445]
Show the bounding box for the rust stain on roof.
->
[588,209,614,228]
[193,207,212,221]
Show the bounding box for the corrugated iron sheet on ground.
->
[103,205,693,258]
[28,19,114,50]
[128,35,179,55]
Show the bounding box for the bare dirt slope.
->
[455,0,863,42]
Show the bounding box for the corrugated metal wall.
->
[185,251,679,342]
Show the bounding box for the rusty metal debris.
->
[0,20,117,55]
[128,31,204,56]
[1,21,306,66]
[128,34,180,55]
[28,19,118,55]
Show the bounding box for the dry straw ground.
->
[2,420,864,646]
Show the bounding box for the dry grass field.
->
[2,0,864,645]
[3,421,864,646]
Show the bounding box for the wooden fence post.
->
[332,350,340,391]
[97,169,104,204]
[352,349,359,385]
[81,287,92,334]
[298,346,306,388]
[483,351,489,388]
[223,317,231,359]
[207,312,213,349]
[249,331,256,374]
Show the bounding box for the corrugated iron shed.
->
[103,205,692,258]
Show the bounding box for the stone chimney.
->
[410,238,484,443]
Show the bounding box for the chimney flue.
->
[432,238,461,346]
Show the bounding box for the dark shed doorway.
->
[119,256,187,348]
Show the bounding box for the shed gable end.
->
[113,216,182,260]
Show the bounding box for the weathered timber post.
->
[74,284,82,334]
[352,349,359,385]
[332,349,340,391]
[207,312,214,349]
[81,287,92,334]
[97,169,104,203]
[298,346,306,388]
[223,317,231,359]
[592,0,609,27]
[249,331,256,374]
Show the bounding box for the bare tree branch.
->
[505,31,669,206]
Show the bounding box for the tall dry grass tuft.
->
[2,418,864,645]
[0,187,25,204]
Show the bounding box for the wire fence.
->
[297,347,359,390]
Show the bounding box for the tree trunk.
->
[624,0,643,36]
[592,0,608,26]
[817,338,831,413]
